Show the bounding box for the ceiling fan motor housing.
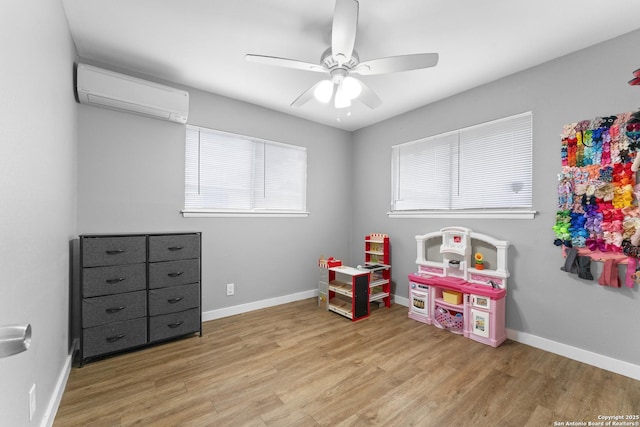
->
[321,47,359,72]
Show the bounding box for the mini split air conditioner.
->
[76,63,189,124]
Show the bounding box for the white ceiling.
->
[62,0,640,131]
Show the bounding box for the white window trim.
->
[388,210,536,219]
[181,209,309,218]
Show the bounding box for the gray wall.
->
[0,1,77,426]
[351,29,640,366]
[76,87,353,311]
[4,4,638,424]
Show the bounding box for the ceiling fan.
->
[245,0,439,110]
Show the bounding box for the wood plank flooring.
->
[54,299,640,426]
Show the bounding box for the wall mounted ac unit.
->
[76,63,189,124]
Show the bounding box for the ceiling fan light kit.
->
[314,80,334,103]
[342,76,362,100]
[334,88,351,109]
[245,0,439,112]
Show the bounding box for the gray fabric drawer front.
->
[148,234,200,262]
[148,283,200,316]
[149,259,200,289]
[82,263,146,297]
[82,317,147,358]
[82,236,146,267]
[82,291,147,328]
[149,308,200,342]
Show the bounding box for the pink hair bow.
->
[586,238,607,252]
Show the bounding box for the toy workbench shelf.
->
[408,226,510,347]
[318,234,391,321]
[365,233,391,308]
[328,266,370,321]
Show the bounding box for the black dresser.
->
[73,232,201,365]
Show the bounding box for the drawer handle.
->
[168,246,184,251]
[106,334,125,343]
[168,271,184,278]
[168,321,184,329]
[106,306,125,314]
[167,297,183,304]
[105,277,126,284]
[106,249,125,255]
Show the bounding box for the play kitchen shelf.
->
[408,226,509,347]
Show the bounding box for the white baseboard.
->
[506,329,640,381]
[393,295,409,307]
[202,289,318,322]
[393,293,640,380]
[42,352,73,427]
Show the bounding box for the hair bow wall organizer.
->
[554,110,640,288]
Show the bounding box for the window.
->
[183,126,308,217]
[390,112,534,219]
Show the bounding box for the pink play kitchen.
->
[408,226,510,347]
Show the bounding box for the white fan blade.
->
[331,0,358,64]
[353,53,439,76]
[246,54,325,73]
[290,83,319,107]
[356,80,382,109]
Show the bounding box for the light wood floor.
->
[54,299,640,426]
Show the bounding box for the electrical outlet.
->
[29,384,36,421]
[226,283,234,296]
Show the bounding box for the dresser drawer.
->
[148,283,200,316]
[149,258,200,289]
[148,234,200,262]
[82,317,147,358]
[82,263,146,297]
[82,291,147,328]
[149,308,200,342]
[82,236,146,267]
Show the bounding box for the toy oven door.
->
[409,283,429,316]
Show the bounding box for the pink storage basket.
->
[434,306,463,333]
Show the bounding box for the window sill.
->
[181,209,310,218]
[388,210,537,220]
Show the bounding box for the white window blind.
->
[393,133,459,210]
[391,112,533,214]
[184,126,307,216]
